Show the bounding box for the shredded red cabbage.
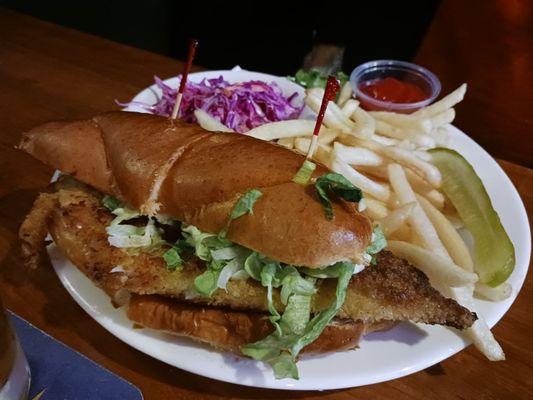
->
[119,76,303,133]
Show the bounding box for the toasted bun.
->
[127,294,396,354]
[19,111,372,267]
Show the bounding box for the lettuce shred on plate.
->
[120,76,303,133]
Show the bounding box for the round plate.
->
[50,68,531,390]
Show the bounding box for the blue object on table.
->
[9,312,143,400]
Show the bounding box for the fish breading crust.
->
[21,178,476,329]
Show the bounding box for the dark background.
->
[1,0,440,74]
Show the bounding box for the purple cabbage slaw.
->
[120,75,303,133]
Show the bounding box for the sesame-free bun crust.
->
[127,294,396,355]
[19,111,372,267]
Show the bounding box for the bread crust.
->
[19,111,372,268]
[127,294,396,354]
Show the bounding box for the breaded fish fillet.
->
[20,179,476,330]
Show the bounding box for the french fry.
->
[431,108,456,128]
[389,156,505,360]
[413,150,432,162]
[355,164,389,179]
[293,137,310,153]
[448,285,505,361]
[417,195,474,272]
[245,119,328,141]
[379,202,416,236]
[337,80,353,106]
[475,282,512,301]
[364,197,389,220]
[374,119,409,140]
[369,135,398,146]
[420,189,446,210]
[315,145,332,166]
[309,88,375,138]
[194,109,233,132]
[357,164,439,201]
[383,146,442,188]
[349,108,376,138]
[369,111,432,134]
[375,120,436,148]
[444,212,464,230]
[341,99,359,117]
[333,142,383,166]
[402,167,437,193]
[397,140,417,150]
[432,126,452,147]
[331,157,391,202]
[354,138,442,187]
[317,130,338,146]
[306,92,354,133]
[387,192,401,209]
[387,163,449,258]
[277,137,294,149]
[388,224,413,242]
[387,241,478,287]
[413,84,467,118]
[293,138,332,165]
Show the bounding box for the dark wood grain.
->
[0,7,532,400]
[415,0,533,168]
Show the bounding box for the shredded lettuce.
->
[367,225,387,265]
[220,189,263,238]
[163,246,183,271]
[105,205,163,249]
[101,197,367,380]
[102,195,123,211]
[292,160,316,185]
[182,225,251,296]
[242,260,355,379]
[290,69,349,99]
[230,189,263,219]
[315,173,363,220]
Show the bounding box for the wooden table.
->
[0,8,532,400]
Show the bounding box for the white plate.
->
[50,68,531,390]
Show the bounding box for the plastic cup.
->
[350,60,441,113]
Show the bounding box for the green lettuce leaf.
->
[182,224,250,296]
[220,189,263,238]
[290,69,349,94]
[242,254,355,379]
[163,246,183,271]
[106,207,163,249]
[102,195,123,211]
[367,225,387,260]
[292,160,316,185]
[230,189,263,219]
[315,173,363,219]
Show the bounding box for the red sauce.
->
[359,77,428,104]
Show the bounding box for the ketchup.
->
[359,77,428,104]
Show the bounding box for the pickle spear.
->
[429,148,515,287]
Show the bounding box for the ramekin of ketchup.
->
[350,60,441,113]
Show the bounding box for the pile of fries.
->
[196,82,509,361]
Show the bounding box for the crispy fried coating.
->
[22,178,476,329]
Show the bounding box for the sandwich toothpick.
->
[171,38,199,120]
[306,75,340,159]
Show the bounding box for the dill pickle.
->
[429,148,515,287]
